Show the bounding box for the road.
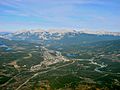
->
[0,73,20,87]
[0,51,34,88]
[15,60,75,90]
[23,53,32,59]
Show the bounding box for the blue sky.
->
[0,0,120,32]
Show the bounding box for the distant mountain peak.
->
[14,29,76,34]
[0,29,120,42]
[14,29,120,36]
[79,29,120,36]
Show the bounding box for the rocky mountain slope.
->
[0,29,120,42]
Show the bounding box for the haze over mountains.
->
[0,29,120,41]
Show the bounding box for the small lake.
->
[66,53,79,57]
[6,47,13,51]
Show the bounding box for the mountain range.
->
[0,29,120,43]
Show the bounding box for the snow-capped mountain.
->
[0,29,77,41]
[0,29,120,44]
[80,30,120,36]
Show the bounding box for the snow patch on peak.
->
[79,29,120,36]
[14,29,76,34]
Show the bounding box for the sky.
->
[0,0,120,32]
